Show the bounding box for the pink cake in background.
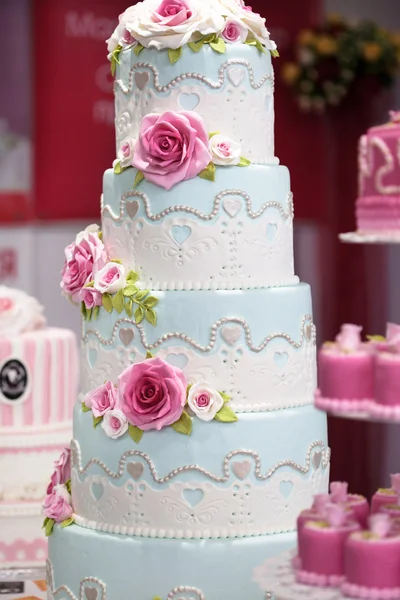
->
[357,111,400,233]
[0,286,78,568]
[296,504,360,587]
[315,324,374,413]
[371,474,400,514]
[342,515,400,599]
[330,481,369,528]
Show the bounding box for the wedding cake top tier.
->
[107,0,277,167]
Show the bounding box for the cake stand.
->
[340,231,400,244]
[0,566,46,599]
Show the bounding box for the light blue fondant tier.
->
[48,525,294,600]
[102,164,297,291]
[115,44,275,164]
[71,404,329,539]
[81,285,317,412]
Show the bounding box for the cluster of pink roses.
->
[334,323,400,354]
[42,447,74,531]
[83,356,237,441]
[61,225,127,310]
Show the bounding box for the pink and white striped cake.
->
[356,111,400,233]
[0,287,78,568]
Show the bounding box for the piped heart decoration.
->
[135,71,150,90]
[232,460,251,480]
[313,451,322,470]
[280,480,293,499]
[85,588,99,600]
[119,328,134,347]
[227,67,245,87]
[274,352,288,370]
[171,225,191,246]
[221,325,241,346]
[127,462,144,480]
[91,482,104,502]
[183,488,204,508]
[223,198,242,218]
[126,200,139,219]
[166,353,189,370]
[266,223,278,244]
[88,348,98,368]
[179,92,200,111]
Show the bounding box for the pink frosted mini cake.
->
[315,324,374,413]
[372,474,400,514]
[296,504,360,587]
[356,111,400,233]
[343,514,400,599]
[0,286,78,568]
[330,481,369,528]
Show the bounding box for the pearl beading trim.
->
[83,315,316,352]
[0,502,43,518]
[101,190,294,223]
[115,60,274,95]
[47,560,107,600]
[70,439,330,484]
[167,587,205,600]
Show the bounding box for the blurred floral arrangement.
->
[282,14,400,113]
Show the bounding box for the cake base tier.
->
[47,524,295,600]
[0,502,47,569]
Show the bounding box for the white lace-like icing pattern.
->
[359,135,400,196]
[81,316,316,412]
[71,439,330,539]
[102,190,297,291]
[115,60,275,164]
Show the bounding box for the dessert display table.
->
[0,566,46,599]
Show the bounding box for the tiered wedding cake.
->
[45,1,329,597]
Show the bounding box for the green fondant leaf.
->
[65,479,72,494]
[146,351,154,359]
[133,170,145,189]
[271,49,280,58]
[93,306,100,320]
[111,258,122,264]
[85,280,95,288]
[123,285,139,297]
[145,308,157,326]
[168,47,183,64]
[135,306,145,324]
[110,45,123,77]
[43,517,50,528]
[188,40,204,53]
[134,43,144,57]
[186,384,193,402]
[86,308,93,321]
[208,131,220,139]
[80,302,87,320]
[210,37,226,54]
[152,596,163,600]
[82,402,91,413]
[198,162,216,182]
[93,416,103,428]
[214,405,238,423]
[127,270,139,283]
[238,157,251,167]
[98,231,103,241]
[45,518,55,537]
[112,290,125,314]
[125,299,133,318]
[61,517,74,529]
[220,391,231,403]
[135,289,150,302]
[102,293,113,313]
[128,424,144,444]
[171,410,192,436]
[367,335,386,342]
[144,295,159,309]
[114,160,125,175]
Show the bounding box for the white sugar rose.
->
[107,5,138,58]
[188,382,224,422]
[209,134,241,166]
[125,0,225,50]
[101,409,129,439]
[0,286,46,337]
[94,262,126,294]
[117,137,136,168]
[240,9,277,51]
[75,224,100,246]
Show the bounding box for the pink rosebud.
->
[61,232,107,303]
[47,447,71,494]
[312,493,331,515]
[391,474,400,495]
[153,0,192,26]
[94,263,126,295]
[132,111,211,190]
[187,382,224,422]
[369,514,392,538]
[79,286,102,310]
[222,20,247,44]
[326,503,347,528]
[330,481,348,503]
[84,381,118,418]
[118,357,187,431]
[42,484,73,524]
[386,323,400,345]
[335,324,362,352]
[101,409,129,439]
[122,28,136,46]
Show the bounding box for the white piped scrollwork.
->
[359,135,400,196]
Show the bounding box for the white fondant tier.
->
[71,404,328,540]
[0,501,47,568]
[81,284,316,412]
[115,44,275,165]
[102,164,297,291]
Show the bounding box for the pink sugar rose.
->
[326,503,347,528]
[118,357,187,431]
[312,493,330,515]
[369,514,392,539]
[335,324,362,352]
[94,262,126,295]
[47,447,71,494]
[101,409,129,439]
[330,481,348,503]
[132,111,211,190]
[187,381,224,422]
[61,233,107,303]
[79,286,103,310]
[84,381,118,418]
[43,484,73,524]
[222,19,247,43]
[153,0,192,26]
[386,323,400,345]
